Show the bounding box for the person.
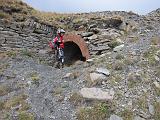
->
[53,28,65,67]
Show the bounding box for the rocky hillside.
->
[0,0,160,120]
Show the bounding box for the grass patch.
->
[155,66,160,78]
[21,49,34,58]
[129,36,139,43]
[4,94,28,111]
[113,61,125,71]
[154,102,160,120]
[143,46,159,66]
[18,112,34,120]
[120,109,134,120]
[30,72,40,84]
[53,87,63,95]
[6,51,18,58]
[76,102,112,120]
[151,36,159,45]
[0,11,10,19]
[137,95,148,112]
[69,92,84,106]
[0,101,5,111]
[108,40,120,49]
[127,73,142,88]
[0,85,11,96]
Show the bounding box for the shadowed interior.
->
[64,41,86,65]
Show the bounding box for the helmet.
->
[57,28,65,34]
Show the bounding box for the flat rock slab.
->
[96,68,110,76]
[113,44,124,52]
[109,114,123,120]
[80,88,114,100]
[90,72,106,82]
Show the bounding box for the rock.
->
[113,44,124,52]
[109,114,123,120]
[92,45,110,51]
[81,32,94,37]
[88,35,98,40]
[148,103,154,115]
[116,38,124,44]
[89,28,100,34]
[80,87,114,100]
[39,50,48,54]
[134,116,145,120]
[154,55,160,61]
[96,68,110,76]
[86,58,94,62]
[63,73,74,79]
[90,72,106,83]
[153,81,160,88]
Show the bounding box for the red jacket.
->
[53,34,64,49]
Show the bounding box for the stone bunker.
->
[63,34,90,64]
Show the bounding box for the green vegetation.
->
[143,46,159,66]
[53,87,63,95]
[113,61,125,71]
[21,49,34,58]
[137,95,148,112]
[18,112,34,120]
[76,102,112,120]
[120,109,134,120]
[0,11,10,19]
[4,94,28,111]
[69,92,83,106]
[154,102,160,120]
[0,101,5,111]
[0,85,11,96]
[151,36,159,45]
[127,73,142,88]
[108,40,120,49]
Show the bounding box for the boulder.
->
[88,35,98,40]
[80,87,114,100]
[81,32,94,37]
[90,72,106,83]
[109,114,123,120]
[113,44,124,52]
[96,68,110,76]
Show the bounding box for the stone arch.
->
[63,34,90,60]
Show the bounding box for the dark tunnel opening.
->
[64,41,86,65]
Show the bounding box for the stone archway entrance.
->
[63,34,90,64]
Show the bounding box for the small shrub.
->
[7,51,17,57]
[155,66,160,78]
[151,36,159,45]
[76,102,111,120]
[0,12,10,19]
[113,61,125,70]
[4,94,28,110]
[69,92,83,106]
[0,101,5,111]
[30,72,40,82]
[18,112,34,120]
[154,102,160,120]
[127,73,142,88]
[0,85,11,96]
[21,49,34,57]
[137,95,148,112]
[108,40,120,49]
[129,37,139,43]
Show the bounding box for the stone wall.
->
[0,18,57,51]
